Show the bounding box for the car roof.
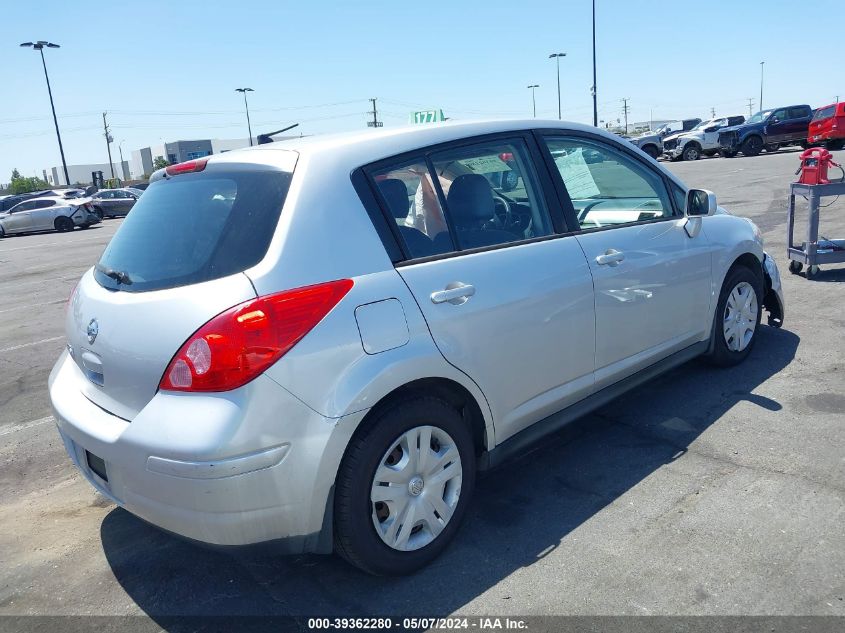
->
[201,118,685,181]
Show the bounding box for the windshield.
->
[94,164,294,292]
[747,110,773,124]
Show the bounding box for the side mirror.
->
[770,117,780,124]
[685,188,717,217]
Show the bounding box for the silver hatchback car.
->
[50,120,784,575]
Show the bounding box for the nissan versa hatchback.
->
[50,120,785,575]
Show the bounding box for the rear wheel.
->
[682,143,701,161]
[741,136,763,156]
[765,144,779,153]
[720,149,737,158]
[93,206,104,220]
[642,145,660,159]
[826,140,844,151]
[334,397,475,575]
[706,265,763,367]
[54,216,74,232]
[0,225,5,238]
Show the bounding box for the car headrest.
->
[446,174,494,226]
[378,178,411,220]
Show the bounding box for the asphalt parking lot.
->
[1,149,843,627]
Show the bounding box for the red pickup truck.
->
[809,103,845,150]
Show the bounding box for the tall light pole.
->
[527,84,539,118]
[591,0,598,127]
[759,61,765,113]
[235,88,254,146]
[20,41,69,186]
[549,52,566,120]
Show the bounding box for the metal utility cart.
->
[786,181,845,279]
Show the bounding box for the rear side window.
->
[813,106,835,121]
[95,165,293,292]
[789,106,811,119]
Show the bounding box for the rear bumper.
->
[809,131,845,143]
[48,351,364,551]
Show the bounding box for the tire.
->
[706,265,763,367]
[765,144,779,153]
[703,150,718,157]
[806,265,820,279]
[826,140,844,151]
[0,225,5,238]
[79,224,91,230]
[681,143,701,161]
[54,216,74,232]
[720,149,737,158]
[334,397,476,575]
[799,141,810,150]
[93,206,104,220]
[740,136,764,157]
[642,145,660,159]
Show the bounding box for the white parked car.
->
[0,196,100,236]
[664,116,747,161]
[49,120,784,575]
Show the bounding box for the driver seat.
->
[446,174,518,249]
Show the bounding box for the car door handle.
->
[431,283,476,305]
[596,249,625,266]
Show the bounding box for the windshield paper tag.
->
[554,149,600,199]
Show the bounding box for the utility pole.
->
[747,97,755,118]
[102,112,115,181]
[621,98,630,135]
[759,61,765,113]
[367,98,382,128]
[591,0,598,127]
[711,107,716,118]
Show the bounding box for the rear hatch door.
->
[66,155,296,419]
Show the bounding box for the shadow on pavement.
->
[100,325,799,626]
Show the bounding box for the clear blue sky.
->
[1,0,841,183]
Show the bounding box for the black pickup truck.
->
[717,104,813,157]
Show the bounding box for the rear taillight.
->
[159,279,353,392]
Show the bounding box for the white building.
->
[47,162,130,186]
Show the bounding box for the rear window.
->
[94,164,293,292]
[813,106,835,121]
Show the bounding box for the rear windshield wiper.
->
[95,264,133,285]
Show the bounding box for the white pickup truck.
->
[663,115,746,161]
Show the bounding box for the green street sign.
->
[410,109,445,124]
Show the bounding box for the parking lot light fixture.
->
[527,85,539,118]
[235,88,255,147]
[21,40,69,186]
[549,53,566,120]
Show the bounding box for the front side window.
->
[544,137,674,229]
[770,109,788,122]
[429,139,553,250]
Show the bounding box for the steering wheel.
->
[491,194,515,231]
